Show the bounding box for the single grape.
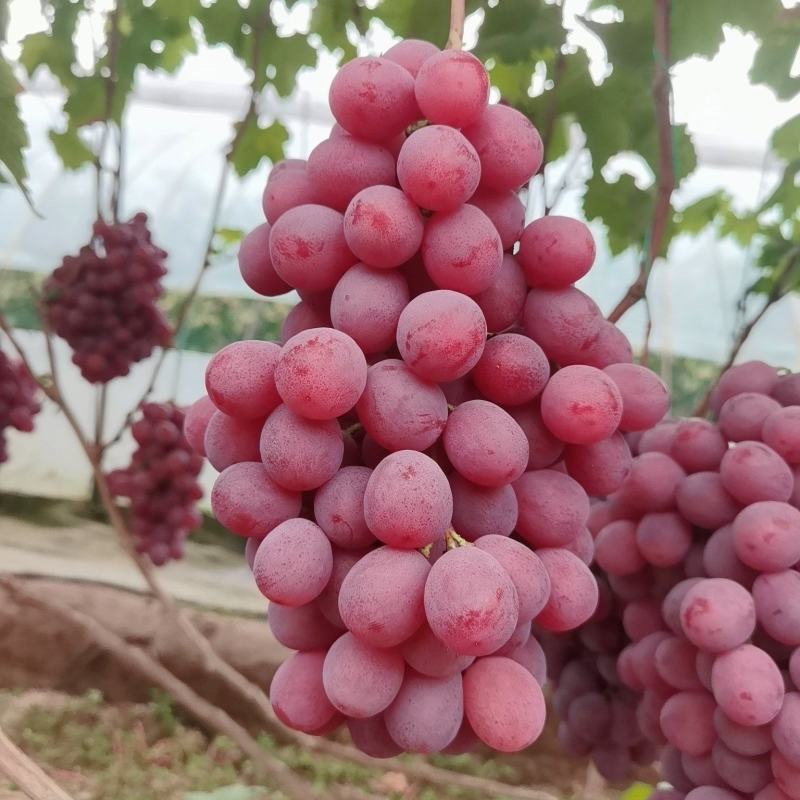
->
[677,471,742,530]
[397,125,481,211]
[509,402,565,470]
[329,56,418,142]
[711,360,779,413]
[259,404,343,491]
[635,511,693,568]
[473,253,527,333]
[763,406,800,464]
[270,650,338,733]
[517,216,595,289]
[317,546,365,629]
[541,365,623,445]
[714,707,772,756]
[774,374,800,406]
[313,466,376,550]
[268,601,341,651]
[463,657,546,752]
[383,669,463,753]
[383,38,440,77]
[471,333,550,407]
[702,524,756,586]
[363,450,452,548]
[414,49,489,128]
[211,461,301,538]
[711,644,785,726]
[424,545,519,656]
[307,134,397,212]
[594,521,645,577]
[343,185,424,269]
[513,468,589,547]
[563,525,595,566]
[523,286,603,365]
[449,473,518,540]
[183,395,216,456]
[563,432,633,496]
[468,188,525,250]
[396,290,487,382]
[443,400,529,487]
[582,321,634,368]
[252,518,332,606]
[623,597,667,641]
[659,691,716,756]
[463,104,543,191]
[421,204,503,295]
[238,222,291,295]
[718,391,782,442]
[679,578,755,653]
[720,440,794,504]
[338,546,430,647]
[617,452,686,512]
[752,570,800,645]
[535,548,599,632]
[280,299,331,343]
[355,359,448,452]
[262,164,320,226]
[655,636,704,691]
[603,363,670,432]
[204,412,262,471]
[732,501,800,572]
[205,340,281,420]
[401,622,475,678]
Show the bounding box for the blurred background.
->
[0,0,798,500]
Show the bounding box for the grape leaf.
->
[0,56,32,204]
[231,119,288,177]
[49,128,94,170]
[583,172,652,256]
[476,0,562,64]
[265,32,317,98]
[674,191,732,235]
[310,0,360,61]
[772,115,800,161]
[750,20,800,100]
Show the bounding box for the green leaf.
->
[371,0,480,43]
[310,0,360,61]
[772,115,800,161]
[719,210,761,247]
[750,20,800,100]
[184,785,259,800]
[265,32,317,97]
[476,0,562,64]
[159,30,198,73]
[758,161,800,218]
[231,119,288,177]
[19,0,82,86]
[674,191,732,235]
[0,56,32,203]
[63,77,106,127]
[583,172,652,256]
[485,60,535,105]
[49,128,94,170]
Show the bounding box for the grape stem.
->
[446,0,465,50]
[0,722,75,800]
[419,543,433,558]
[445,527,470,549]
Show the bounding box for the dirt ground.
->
[0,509,656,800]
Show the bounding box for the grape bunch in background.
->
[185,37,671,756]
[0,349,41,464]
[107,402,203,565]
[568,361,800,799]
[43,213,172,383]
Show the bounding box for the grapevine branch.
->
[1,578,311,800]
[0,725,75,800]
[447,0,465,50]
[693,246,800,416]
[102,4,269,454]
[606,0,674,324]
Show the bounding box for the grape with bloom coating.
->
[510,403,564,470]
[732,500,800,572]
[711,359,779,413]
[396,290,487,382]
[718,392,782,442]
[636,511,693,568]
[270,650,337,733]
[617,452,686,512]
[205,340,281,421]
[424,545,519,656]
[670,419,728,474]
[267,601,340,651]
[594,521,645,576]
[414,50,488,128]
[346,715,402,759]
[443,400,529,488]
[343,185,424,269]
[517,216,595,289]
[355,359,447,452]
[397,125,481,211]
[259,404,343,491]
[720,440,794,505]
[401,623,475,678]
[471,334,550,407]
[603,363,670,432]
[541,365,623,445]
[328,56,418,142]
[363,450,452,549]
[238,222,291,295]
[421,204,503,295]
[535,549,599,632]
[338,546,430,647]
[183,395,216,457]
[313,466,376,550]
[680,578,755,653]
[252,518,332,606]
[322,632,405,718]
[563,432,632,496]
[473,253,527,333]
[677,471,742,530]
[468,188,525,251]
[463,104,543,191]
[659,691,716,756]
[752,570,800,645]
[463,657,546,752]
[762,406,800,463]
[211,461,301,538]
[383,38,439,77]
[204,412,262,472]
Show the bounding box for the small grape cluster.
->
[0,349,40,464]
[582,361,800,799]
[43,214,172,383]
[107,402,203,565]
[187,37,673,757]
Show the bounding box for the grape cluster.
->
[107,402,203,565]
[43,214,172,383]
[578,361,800,798]
[0,349,40,464]
[190,37,675,758]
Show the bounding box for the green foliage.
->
[0,56,32,202]
[231,119,289,177]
